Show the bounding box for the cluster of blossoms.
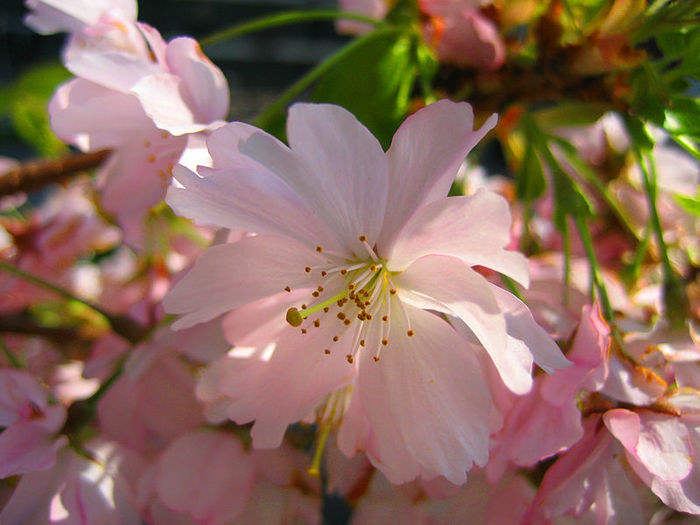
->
[0,0,698,523]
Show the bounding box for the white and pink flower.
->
[164,100,569,484]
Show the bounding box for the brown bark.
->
[0,150,111,197]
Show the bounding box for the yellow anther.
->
[286,308,303,327]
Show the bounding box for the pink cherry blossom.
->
[486,303,610,481]
[165,100,569,484]
[604,393,700,515]
[0,440,144,525]
[336,0,389,34]
[36,4,229,247]
[0,369,67,478]
[24,0,145,60]
[526,416,656,524]
[420,0,505,70]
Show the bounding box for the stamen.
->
[285,287,353,326]
[346,354,354,364]
[358,235,379,262]
[284,286,291,292]
[308,394,340,478]
[324,349,331,355]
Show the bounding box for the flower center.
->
[284,235,414,363]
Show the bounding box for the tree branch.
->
[0,150,111,197]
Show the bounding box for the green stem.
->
[634,150,688,324]
[574,216,614,323]
[0,334,23,368]
[253,27,402,131]
[200,10,383,49]
[0,261,148,344]
[562,218,571,308]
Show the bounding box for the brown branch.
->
[0,312,87,343]
[0,149,112,197]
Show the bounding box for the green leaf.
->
[674,194,700,216]
[533,102,607,129]
[515,143,546,202]
[664,96,700,137]
[629,66,667,125]
[11,98,67,157]
[0,62,71,156]
[623,114,655,151]
[313,29,417,148]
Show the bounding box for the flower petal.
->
[396,255,534,394]
[202,321,356,449]
[488,283,571,374]
[284,103,389,249]
[357,305,491,485]
[164,37,229,124]
[156,429,256,524]
[604,409,692,482]
[379,100,496,247]
[167,163,338,250]
[387,189,529,286]
[164,235,324,329]
[48,79,154,151]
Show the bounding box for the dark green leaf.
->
[313,30,417,148]
[515,144,546,202]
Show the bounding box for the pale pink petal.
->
[206,121,284,171]
[357,305,492,485]
[336,0,388,34]
[65,49,161,93]
[604,409,692,482]
[420,0,490,15]
[396,255,536,394]
[100,131,187,237]
[129,73,203,134]
[136,22,167,65]
[221,290,305,348]
[379,100,497,248]
[48,79,153,151]
[339,382,417,484]
[204,321,355,448]
[284,103,389,250]
[24,0,137,34]
[165,37,229,124]
[164,235,325,329]
[59,443,142,525]
[156,429,256,524]
[167,163,338,249]
[0,369,52,424]
[541,303,610,404]
[387,189,530,286]
[0,422,67,477]
[489,283,572,374]
[97,354,203,455]
[645,423,700,514]
[423,9,505,70]
[529,417,616,521]
[0,448,71,524]
[602,354,666,405]
[488,383,582,479]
